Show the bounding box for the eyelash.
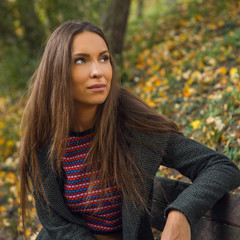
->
[74,58,86,64]
[74,55,110,64]
[100,55,110,62]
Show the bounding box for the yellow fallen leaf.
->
[147,58,154,65]
[152,64,159,71]
[218,20,224,27]
[0,122,5,129]
[37,224,42,231]
[136,63,144,70]
[15,27,24,37]
[216,67,227,75]
[143,86,153,92]
[176,174,184,179]
[173,50,181,58]
[135,35,142,42]
[197,61,204,68]
[183,86,191,97]
[16,197,20,204]
[159,69,166,76]
[230,67,238,76]
[180,19,187,26]
[180,33,187,42]
[0,139,4,146]
[194,14,203,21]
[6,140,14,148]
[191,120,201,129]
[26,229,31,236]
[145,98,155,107]
[226,86,234,93]
[209,24,217,30]
[154,79,162,87]
[219,55,226,62]
[6,172,16,183]
[0,206,6,211]
[183,85,195,97]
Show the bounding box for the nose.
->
[90,62,103,79]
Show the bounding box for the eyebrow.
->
[72,50,109,57]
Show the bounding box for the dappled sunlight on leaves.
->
[126,0,240,165]
[1,0,240,238]
[0,94,40,239]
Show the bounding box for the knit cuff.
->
[164,204,199,228]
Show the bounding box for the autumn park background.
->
[0,0,240,239]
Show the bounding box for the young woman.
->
[19,20,240,240]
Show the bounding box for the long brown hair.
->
[19,20,179,237]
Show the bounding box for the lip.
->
[87,83,106,92]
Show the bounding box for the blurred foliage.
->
[1,0,240,239]
[125,0,240,164]
[0,93,29,239]
[0,0,110,91]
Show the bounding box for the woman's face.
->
[70,31,112,109]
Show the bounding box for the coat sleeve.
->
[162,133,240,227]
[32,147,96,240]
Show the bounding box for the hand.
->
[161,210,191,240]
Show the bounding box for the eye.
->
[100,55,110,63]
[74,58,86,64]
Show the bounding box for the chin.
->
[93,98,108,105]
[92,94,109,104]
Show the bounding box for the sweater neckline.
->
[69,128,94,137]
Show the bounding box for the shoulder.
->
[37,143,50,162]
[126,128,176,152]
[36,143,53,176]
[127,127,180,141]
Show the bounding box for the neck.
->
[71,102,97,132]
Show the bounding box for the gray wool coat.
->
[33,130,240,240]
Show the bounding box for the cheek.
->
[70,70,78,86]
[71,67,89,85]
[107,66,113,83]
[70,72,85,98]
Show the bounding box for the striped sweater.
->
[62,129,122,234]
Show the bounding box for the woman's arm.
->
[162,133,240,227]
[161,210,191,240]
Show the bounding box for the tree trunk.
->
[137,0,144,18]
[102,0,131,66]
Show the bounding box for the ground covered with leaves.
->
[0,0,240,239]
[125,0,240,164]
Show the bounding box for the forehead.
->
[71,31,108,54]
